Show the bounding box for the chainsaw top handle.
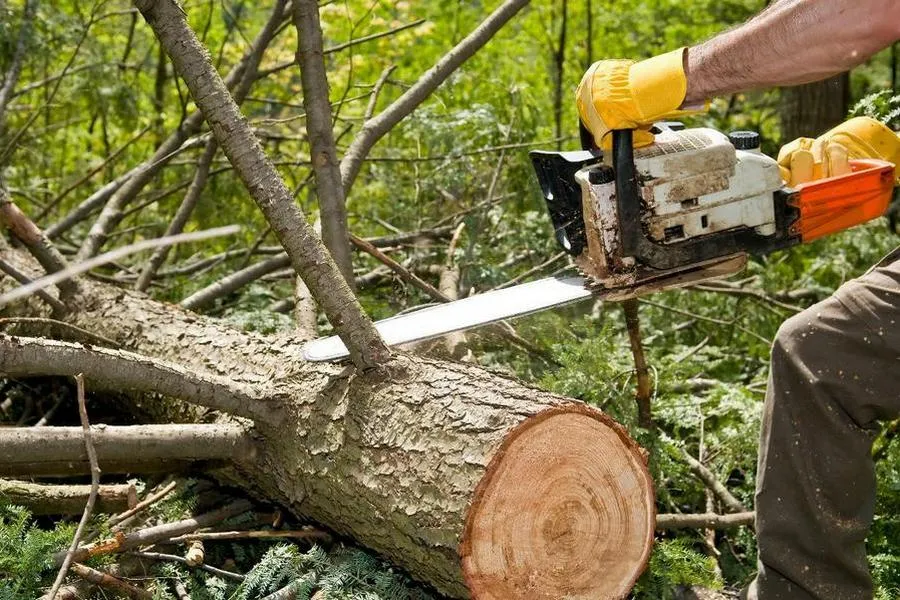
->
[611,129,642,256]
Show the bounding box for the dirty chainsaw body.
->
[304,125,894,362]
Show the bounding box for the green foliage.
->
[849,91,900,129]
[635,539,723,599]
[0,504,74,598]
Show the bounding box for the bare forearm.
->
[684,0,900,104]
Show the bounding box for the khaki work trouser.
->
[747,246,900,600]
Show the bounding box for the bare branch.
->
[0,425,253,477]
[36,124,151,222]
[622,299,653,429]
[0,0,38,126]
[350,234,450,302]
[0,188,79,297]
[67,563,152,600]
[54,499,253,565]
[0,258,66,314]
[339,0,530,193]
[0,335,276,422]
[0,480,136,515]
[128,550,245,582]
[293,0,354,284]
[655,512,755,530]
[134,0,390,370]
[678,445,749,515]
[167,528,331,544]
[75,1,289,260]
[107,480,178,530]
[135,140,219,291]
[180,253,290,311]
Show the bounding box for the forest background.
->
[1,0,899,598]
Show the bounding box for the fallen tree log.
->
[0,249,655,599]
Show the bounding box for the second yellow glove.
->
[778,117,900,186]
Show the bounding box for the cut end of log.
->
[460,404,655,600]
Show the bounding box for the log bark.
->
[0,480,137,515]
[2,248,653,599]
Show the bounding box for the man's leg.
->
[748,248,900,600]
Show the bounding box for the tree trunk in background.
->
[780,73,850,141]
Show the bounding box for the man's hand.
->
[575,48,706,148]
[778,117,900,186]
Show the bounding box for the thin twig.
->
[0,258,66,314]
[349,234,450,302]
[128,550,244,582]
[166,528,331,544]
[107,479,178,529]
[622,299,653,429]
[47,374,99,600]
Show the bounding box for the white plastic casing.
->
[633,128,782,242]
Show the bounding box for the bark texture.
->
[1,248,653,599]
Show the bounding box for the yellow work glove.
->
[575,48,707,148]
[778,117,900,186]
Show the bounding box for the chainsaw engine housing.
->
[531,126,801,291]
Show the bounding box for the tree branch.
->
[54,499,253,565]
[135,140,219,292]
[0,0,38,128]
[0,187,79,297]
[134,0,389,370]
[0,335,277,422]
[48,374,99,600]
[622,299,653,429]
[339,0,530,194]
[180,253,290,311]
[293,0,354,285]
[678,446,748,515]
[0,480,136,515]
[75,1,289,260]
[655,512,755,530]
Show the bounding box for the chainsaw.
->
[302,123,894,362]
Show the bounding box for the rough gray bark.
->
[339,0,530,194]
[293,0,354,285]
[2,247,653,599]
[134,0,389,370]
